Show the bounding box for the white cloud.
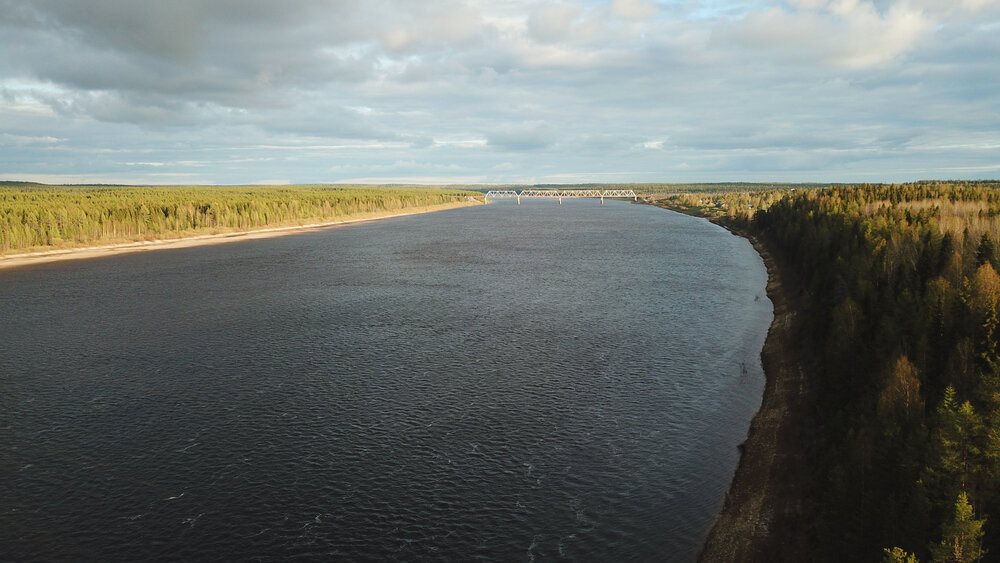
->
[724,0,932,68]
[379,2,485,52]
[0,133,63,146]
[487,121,557,151]
[611,0,658,20]
[0,0,996,184]
[527,3,586,42]
[332,175,488,184]
[433,139,489,149]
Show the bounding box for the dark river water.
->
[1,199,771,561]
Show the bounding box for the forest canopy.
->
[0,184,478,254]
[657,180,1000,562]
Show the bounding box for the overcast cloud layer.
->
[1,0,998,185]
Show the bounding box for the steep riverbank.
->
[0,200,479,270]
[696,222,813,561]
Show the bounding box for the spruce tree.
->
[883,546,919,563]
[931,492,985,563]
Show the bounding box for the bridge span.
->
[484,189,638,204]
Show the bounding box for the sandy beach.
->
[0,200,480,271]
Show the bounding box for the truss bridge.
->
[483,189,638,204]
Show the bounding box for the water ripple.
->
[1,200,771,561]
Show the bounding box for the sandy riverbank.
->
[0,200,480,271]
[697,222,813,562]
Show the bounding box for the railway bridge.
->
[484,189,638,205]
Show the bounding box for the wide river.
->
[1,199,771,561]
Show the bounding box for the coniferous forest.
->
[0,184,478,255]
[661,181,1000,562]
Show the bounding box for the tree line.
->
[0,184,477,254]
[658,180,1000,561]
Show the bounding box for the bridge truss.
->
[484,189,638,204]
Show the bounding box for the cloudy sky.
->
[1,0,998,185]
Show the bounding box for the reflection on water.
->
[0,199,771,561]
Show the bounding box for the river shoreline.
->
[0,200,480,271]
[690,217,812,562]
[641,200,812,561]
[695,219,812,561]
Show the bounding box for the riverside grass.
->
[0,184,480,255]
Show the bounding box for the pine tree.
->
[883,546,920,563]
[976,233,996,269]
[929,389,983,497]
[931,492,986,563]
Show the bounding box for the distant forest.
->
[0,184,477,254]
[657,180,1000,562]
[535,182,834,195]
